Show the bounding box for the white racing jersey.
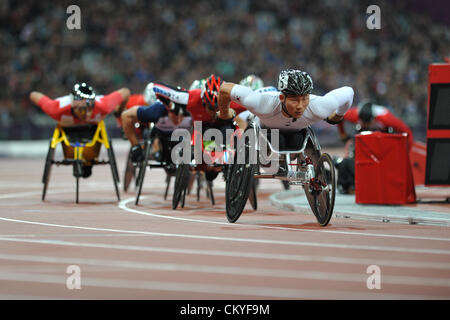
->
[231,85,354,130]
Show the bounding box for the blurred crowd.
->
[0,0,449,140]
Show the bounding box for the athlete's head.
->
[277,69,313,119]
[143,82,158,105]
[71,82,96,120]
[358,102,375,124]
[201,74,223,112]
[239,74,264,90]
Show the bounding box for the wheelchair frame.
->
[225,123,336,226]
[41,120,120,203]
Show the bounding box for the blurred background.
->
[0,0,449,144]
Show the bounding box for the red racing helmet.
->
[201,74,223,112]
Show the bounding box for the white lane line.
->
[0,218,449,255]
[1,237,449,269]
[0,272,442,300]
[119,197,450,242]
[1,253,449,288]
[1,187,448,243]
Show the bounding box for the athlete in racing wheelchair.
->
[218,69,354,226]
[145,75,248,210]
[30,82,130,203]
[121,83,192,205]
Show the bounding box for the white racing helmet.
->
[239,74,264,90]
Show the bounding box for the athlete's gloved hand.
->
[130,145,144,163]
[324,113,344,125]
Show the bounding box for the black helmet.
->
[72,82,96,107]
[358,102,374,122]
[277,69,313,96]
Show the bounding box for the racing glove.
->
[130,145,144,163]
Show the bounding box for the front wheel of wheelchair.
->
[135,141,152,205]
[107,143,121,202]
[172,164,190,210]
[304,153,336,227]
[225,163,255,223]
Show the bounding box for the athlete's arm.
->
[99,88,130,115]
[121,106,140,147]
[218,82,236,120]
[121,102,167,147]
[311,86,354,121]
[219,83,277,120]
[30,91,62,121]
[30,91,45,105]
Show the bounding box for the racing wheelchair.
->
[225,123,336,227]
[41,120,120,203]
[133,123,180,205]
[170,120,257,211]
[171,127,222,210]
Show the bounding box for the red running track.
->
[0,156,449,300]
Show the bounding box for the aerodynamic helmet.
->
[71,82,96,107]
[277,69,313,96]
[201,74,223,111]
[239,74,264,90]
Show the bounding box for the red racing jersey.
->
[38,91,124,126]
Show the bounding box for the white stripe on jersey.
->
[55,95,72,109]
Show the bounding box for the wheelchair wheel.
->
[225,162,255,223]
[304,153,336,227]
[42,142,55,201]
[73,160,82,204]
[164,173,171,200]
[109,140,120,183]
[123,147,135,192]
[107,142,121,202]
[248,179,258,210]
[172,164,190,209]
[207,180,215,205]
[135,140,152,205]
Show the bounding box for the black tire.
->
[304,153,336,226]
[172,164,190,209]
[109,140,120,183]
[107,145,121,202]
[207,180,215,205]
[225,162,255,223]
[73,160,83,203]
[42,142,55,201]
[135,141,151,205]
[248,179,257,210]
[123,148,135,192]
[196,172,202,202]
[76,177,79,204]
[164,174,171,200]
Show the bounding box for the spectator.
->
[1,0,448,139]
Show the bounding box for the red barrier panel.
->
[355,132,416,204]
